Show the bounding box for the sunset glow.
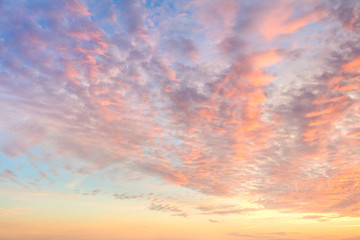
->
[1,1,360,239]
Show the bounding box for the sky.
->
[1,0,360,239]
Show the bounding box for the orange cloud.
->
[66,0,91,16]
[252,50,282,69]
[342,56,360,73]
[260,5,325,40]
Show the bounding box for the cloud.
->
[232,0,326,41]
[149,203,184,214]
[82,189,101,196]
[1,0,360,221]
[198,204,258,215]
[164,36,198,61]
[113,193,144,200]
[0,169,17,182]
[327,0,360,29]
[116,0,148,37]
[208,219,219,223]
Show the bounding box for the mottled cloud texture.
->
[1,0,360,221]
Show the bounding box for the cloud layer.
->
[1,0,360,222]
